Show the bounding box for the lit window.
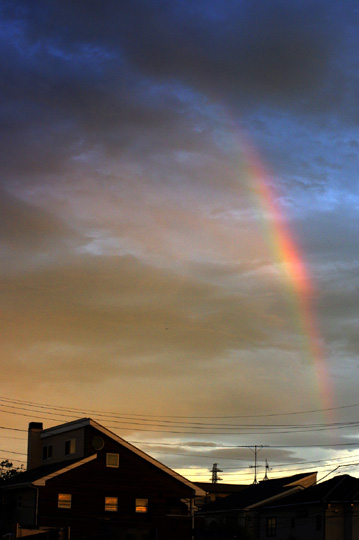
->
[65,439,76,455]
[106,453,119,467]
[58,494,71,509]
[136,498,148,513]
[266,517,276,537]
[43,445,53,460]
[105,497,118,512]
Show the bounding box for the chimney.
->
[27,422,43,470]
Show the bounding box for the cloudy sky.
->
[1,0,359,483]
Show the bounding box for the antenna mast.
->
[263,459,270,481]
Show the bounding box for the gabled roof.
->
[198,473,317,513]
[261,474,359,509]
[0,456,96,489]
[32,417,205,496]
[33,455,97,486]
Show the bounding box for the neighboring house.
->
[0,418,205,540]
[194,482,248,508]
[196,472,317,540]
[258,474,359,540]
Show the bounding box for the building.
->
[258,474,359,540]
[196,472,317,539]
[0,418,205,540]
[194,481,248,509]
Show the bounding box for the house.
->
[0,418,205,540]
[196,472,317,539]
[194,482,248,509]
[258,473,359,540]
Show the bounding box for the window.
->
[65,439,76,455]
[42,445,53,460]
[106,453,119,467]
[136,498,148,513]
[105,497,118,512]
[58,494,71,509]
[266,517,276,537]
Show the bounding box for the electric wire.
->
[1,395,359,420]
[2,396,359,483]
[1,401,359,435]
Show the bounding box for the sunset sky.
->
[1,0,359,484]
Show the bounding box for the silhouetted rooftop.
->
[0,458,82,487]
[195,482,248,494]
[198,472,316,513]
[262,474,359,508]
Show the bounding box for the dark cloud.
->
[121,1,336,103]
[2,1,357,121]
[1,0,357,194]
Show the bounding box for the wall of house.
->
[40,427,86,466]
[199,509,246,538]
[351,503,359,540]
[258,500,359,540]
[325,504,358,540]
[16,488,38,529]
[0,487,37,537]
[33,430,195,540]
[84,425,196,499]
[259,504,325,540]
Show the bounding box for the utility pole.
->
[210,463,223,484]
[249,445,268,484]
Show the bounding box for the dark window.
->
[266,517,276,537]
[42,445,53,460]
[65,439,76,455]
[106,453,119,467]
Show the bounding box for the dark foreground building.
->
[196,472,317,539]
[0,418,204,540]
[258,474,359,540]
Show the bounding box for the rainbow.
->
[240,139,334,418]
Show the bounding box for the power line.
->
[0,425,27,432]
[0,448,27,456]
[1,402,359,435]
[1,397,359,482]
[1,395,359,420]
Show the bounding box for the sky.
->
[1,0,359,484]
